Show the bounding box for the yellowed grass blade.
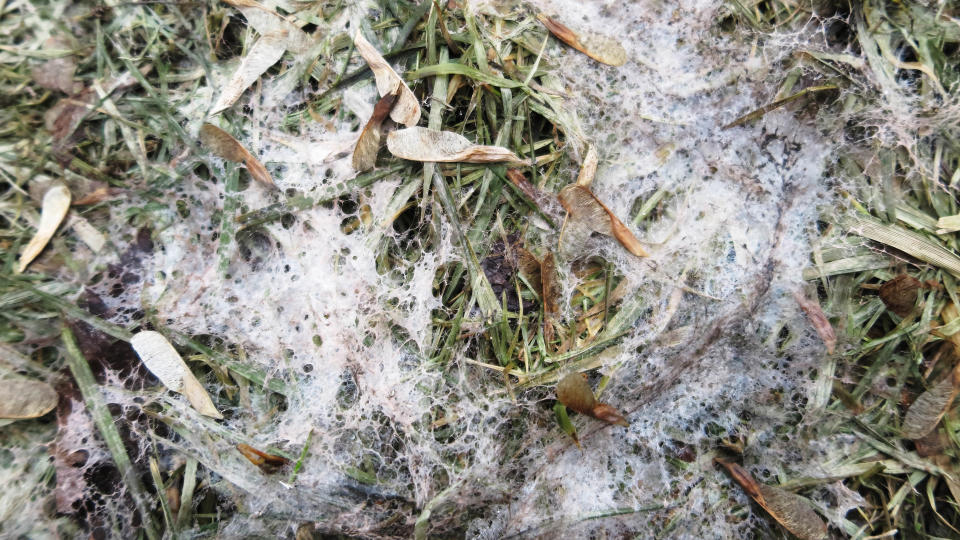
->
[18,183,71,273]
[0,378,57,419]
[352,91,398,171]
[558,184,648,257]
[210,33,287,115]
[844,214,960,278]
[387,127,520,163]
[537,14,627,67]
[717,460,827,540]
[199,123,274,187]
[936,214,960,234]
[576,145,598,187]
[902,366,960,440]
[131,331,223,419]
[793,291,836,355]
[353,30,420,127]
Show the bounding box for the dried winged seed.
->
[541,252,560,343]
[18,183,71,273]
[387,127,521,163]
[556,373,598,415]
[902,369,960,440]
[352,91,398,171]
[879,274,922,317]
[353,30,420,127]
[210,33,287,115]
[591,403,629,427]
[716,460,827,540]
[755,485,828,540]
[0,378,57,419]
[224,0,312,53]
[793,291,836,355]
[515,247,542,293]
[576,145,598,187]
[130,331,223,419]
[237,443,290,472]
[558,184,648,257]
[199,123,274,187]
[537,14,627,67]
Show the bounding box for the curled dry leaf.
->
[576,145,598,187]
[18,183,71,273]
[352,91,398,171]
[558,184,648,257]
[199,123,274,187]
[792,291,836,355]
[515,247,543,295]
[556,372,629,426]
[879,274,922,317]
[237,443,290,473]
[716,460,828,540]
[387,127,521,163]
[130,331,223,419]
[537,14,627,67]
[902,365,960,440]
[0,378,58,419]
[353,30,420,127]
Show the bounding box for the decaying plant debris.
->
[3,0,960,537]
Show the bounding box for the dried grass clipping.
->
[793,291,836,355]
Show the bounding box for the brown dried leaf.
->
[717,460,827,540]
[793,291,836,355]
[237,443,290,473]
[0,378,57,419]
[211,33,287,115]
[199,123,274,187]
[879,274,922,317]
[352,91,398,171]
[353,30,420,127]
[537,14,627,67]
[558,184,648,257]
[576,145,598,187]
[557,373,598,415]
[902,366,960,440]
[387,127,520,163]
[18,183,71,273]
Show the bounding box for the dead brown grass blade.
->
[793,291,836,355]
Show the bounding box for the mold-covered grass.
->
[0,0,958,538]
